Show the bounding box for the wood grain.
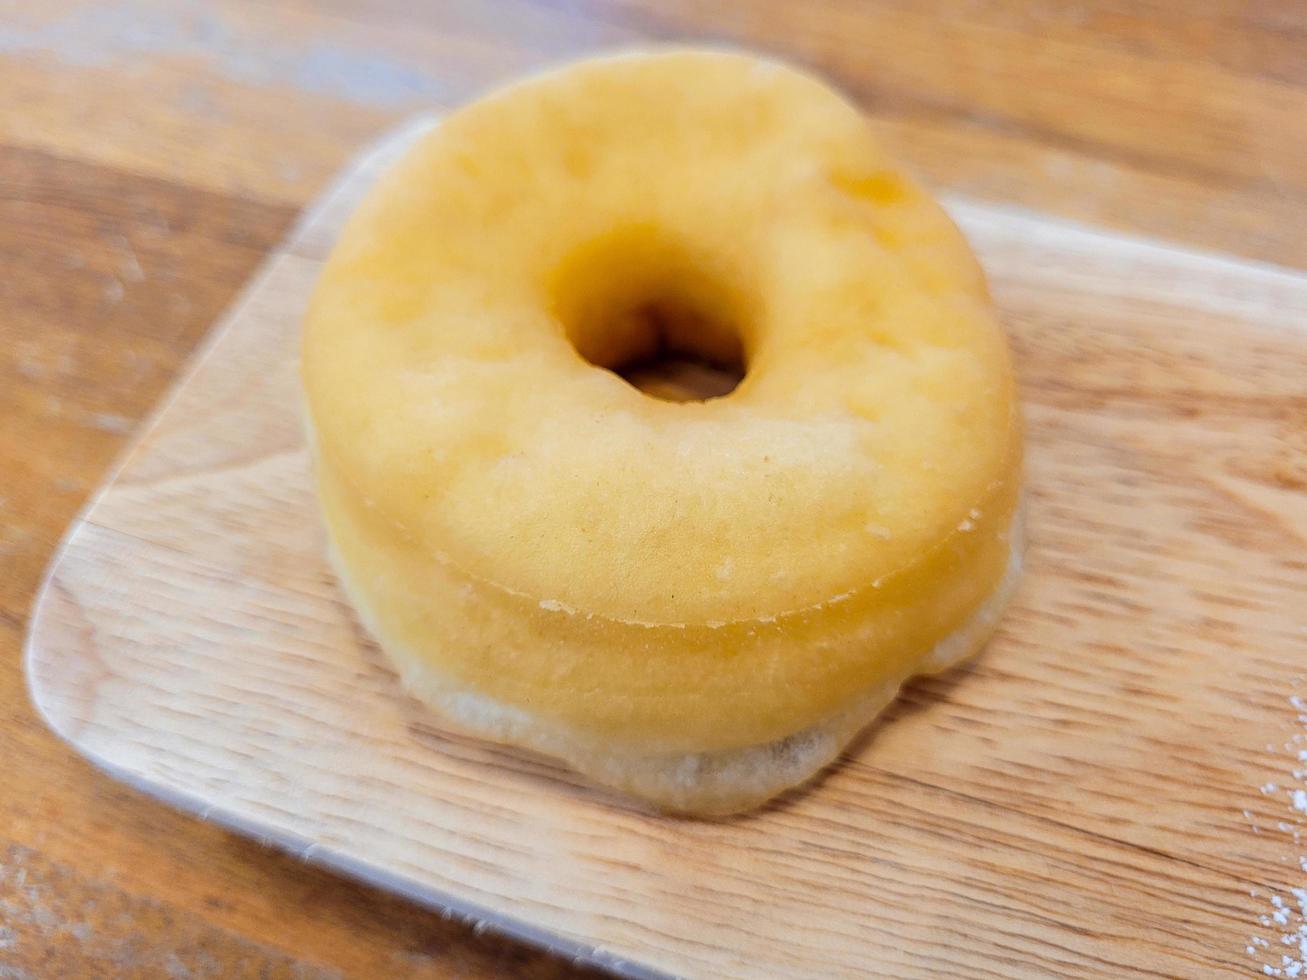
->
[24,117,1307,979]
[4,1,1307,976]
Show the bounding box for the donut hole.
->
[593,295,746,403]
[553,228,749,403]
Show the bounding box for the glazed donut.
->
[303,50,1023,815]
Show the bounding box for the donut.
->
[302,49,1023,815]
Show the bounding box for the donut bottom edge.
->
[327,510,1025,818]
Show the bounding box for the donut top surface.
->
[303,49,1021,627]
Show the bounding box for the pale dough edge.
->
[327,502,1024,817]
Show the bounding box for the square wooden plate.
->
[26,117,1307,978]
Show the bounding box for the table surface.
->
[2,2,1304,976]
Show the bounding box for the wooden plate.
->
[26,117,1307,979]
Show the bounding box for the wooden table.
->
[2,2,1304,975]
